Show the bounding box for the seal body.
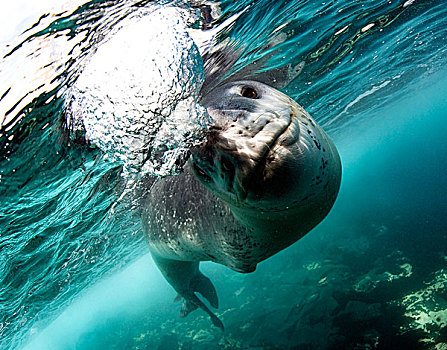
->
[141,81,341,328]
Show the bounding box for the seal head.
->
[192,80,341,217]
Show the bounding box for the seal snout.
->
[193,80,324,208]
[192,143,249,203]
[192,112,293,204]
[192,81,303,205]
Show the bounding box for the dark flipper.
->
[180,299,198,317]
[185,292,225,331]
[190,273,219,309]
[151,254,224,330]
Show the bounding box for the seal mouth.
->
[192,106,297,205]
[237,110,297,201]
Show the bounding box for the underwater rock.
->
[157,333,179,350]
[192,329,215,342]
[396,268,447,344]
[353,253,413,293]
[342,300,382,321]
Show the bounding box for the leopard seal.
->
[57,4,340,330]
[141,80,341,329]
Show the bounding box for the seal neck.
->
[227,189,336,255]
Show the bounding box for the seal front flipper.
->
[178,273,219,317]
[186,292,225,331]
[151,254,223,330]
[179,299,198,317]
[179,290,224,331]
[190,273,219,308]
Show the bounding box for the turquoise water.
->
[1,0,446,349]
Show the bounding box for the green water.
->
[1,0,446,349]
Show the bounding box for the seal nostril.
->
[193,163,212,182]
[241,86,258,99]
[221,157,235,180]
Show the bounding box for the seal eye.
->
[241,86,258,99]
